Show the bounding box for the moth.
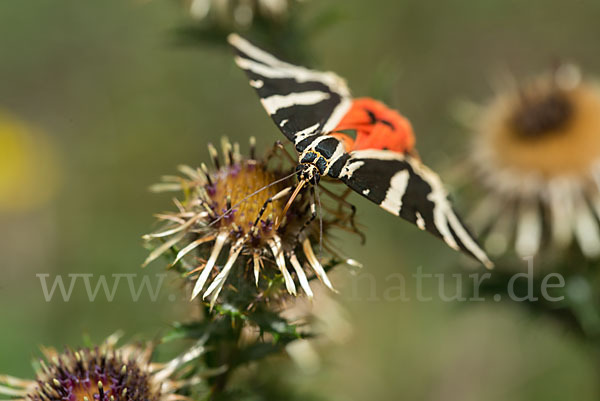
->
[228,34,493,268]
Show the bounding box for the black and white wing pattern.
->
[339,150,493,268]
[228,34,352,147]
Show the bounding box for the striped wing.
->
[228,34,352,147]
[339,150,493,268]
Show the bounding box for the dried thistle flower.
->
[144,137,360,307]
[0,334,206,401]
[186,0,297,29]
[463,65,600,258]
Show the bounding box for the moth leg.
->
[319,185,366,244]
[265,140,298,166]
[276,141,298,165]
[251,186,292,231]
[294,186,318,246]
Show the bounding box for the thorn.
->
[98,381,104,401]
[44,383,59,398]
[207,143,220,169]
[200,163,213,186]
[345,258,363,268]
[221,137,232,166]
[249,136,256,159]
[233,142,241,164]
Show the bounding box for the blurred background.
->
[1,0,599,399]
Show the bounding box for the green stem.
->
[205,313,244,400]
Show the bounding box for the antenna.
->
[315,184,323,255]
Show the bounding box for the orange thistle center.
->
[482,82,600,178]
[511,89,573,138]
[208,161,291,239]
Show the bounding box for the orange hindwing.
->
[330,98,415,153]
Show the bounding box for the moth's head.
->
[295,163,320,185]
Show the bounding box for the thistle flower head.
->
[186,0,296,29]
[465,64,600,258]
[0,334,205,401]
[144,138,360,308]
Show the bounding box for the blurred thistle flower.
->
[185,0,298,29]
[0,111,60,213]
[461,64,600,259]
[143,137,360,307]
[0,334,206,401]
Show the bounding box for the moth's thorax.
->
[298,135,349,179]
[299,150,328,174]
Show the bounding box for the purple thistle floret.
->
[28,348,158,401]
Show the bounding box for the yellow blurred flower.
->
[0,112,60,213]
